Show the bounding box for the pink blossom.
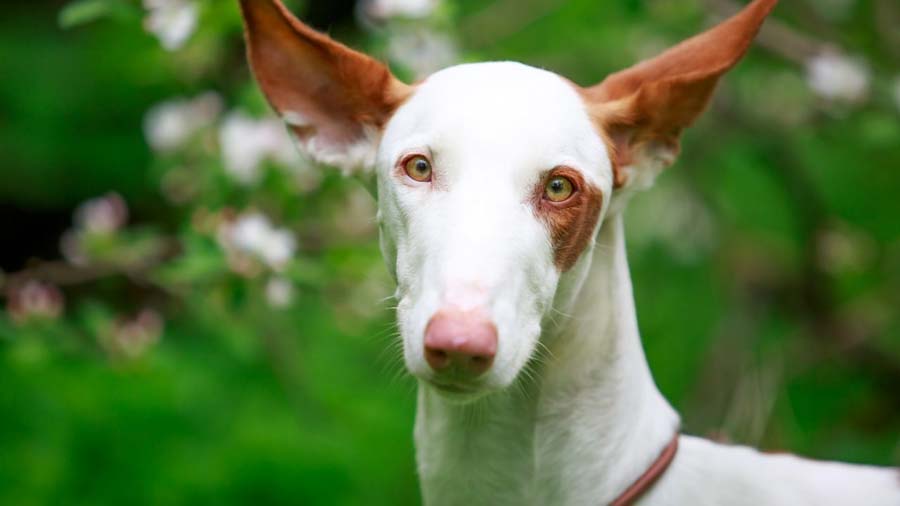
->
[7,280,64,324]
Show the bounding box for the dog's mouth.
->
[425,379,491,401]
[429,380,475,393]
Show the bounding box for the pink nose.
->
[424,310,498,376]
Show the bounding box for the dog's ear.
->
[239,0,411,173]
[581,0,777,190]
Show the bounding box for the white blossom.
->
[805,51,870,103]
[144,92,222,153]
[60,230,88,266]
[74,192,128,234]
[265,277,295,308]
[218,212,297,271]
[143,0,198,51]
[219,112,301,185]
[361,0,438,21]
[357,0,458,81]
[387,30,458,78]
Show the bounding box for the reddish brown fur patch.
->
[238,0,411,148]
[531,167,604,272]
[576,0,777,187]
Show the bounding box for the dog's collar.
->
[610,433,680,506]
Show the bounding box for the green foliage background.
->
[0,0,898,504]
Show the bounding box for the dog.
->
[237,0,900,504]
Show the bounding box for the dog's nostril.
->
[423,310,498,376]
[467,354,494,375]
[424,346,450,370]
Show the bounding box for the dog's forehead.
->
[413,62,582,120]
[382,62,610,182]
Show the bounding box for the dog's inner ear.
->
[239,0,411,173]
[581,0,777,188]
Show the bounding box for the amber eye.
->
[544,175,575,202]
[403,155,432,182]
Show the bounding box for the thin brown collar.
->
[610,433,680,506]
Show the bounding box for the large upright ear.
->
[581,0,777,190]
[239,0,412,173]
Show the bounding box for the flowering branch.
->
[1,238,180,293]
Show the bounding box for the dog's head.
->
[240,0,777,400]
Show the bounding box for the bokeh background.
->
[1,0,898,504]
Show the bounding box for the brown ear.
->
[581,0,777,189]
[239,0,411,173]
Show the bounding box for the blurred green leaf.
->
[2,0,899,504]
[58,0,140,29]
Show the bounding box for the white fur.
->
[283,110,380,174]
[314,61,900,504]
[607,140,674,215]
[376,62,612,393]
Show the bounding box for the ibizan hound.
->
[238,0,900,504]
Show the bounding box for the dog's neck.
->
[414,214,680,505]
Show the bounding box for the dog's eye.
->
[404,155,432,182]
[544,176,575,202]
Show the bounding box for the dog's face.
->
[376,63,611,394]
[240,0,776,400]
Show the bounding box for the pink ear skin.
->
[580,0,779,187]
[238,0,411,167]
